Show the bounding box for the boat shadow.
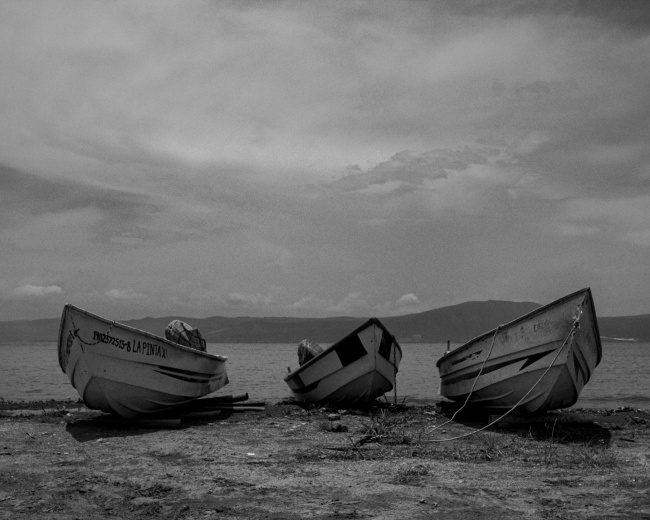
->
[65,410,235,442]
[436,401,613,446]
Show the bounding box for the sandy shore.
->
[1,399,648,519]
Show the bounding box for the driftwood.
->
[192,393,250,405]
[206,405,266,412]
[165,393,266,417]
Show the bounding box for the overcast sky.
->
[1,1,649,322]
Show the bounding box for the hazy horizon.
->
[5,294,650,324]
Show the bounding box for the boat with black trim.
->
[58,303,229,419]
[284,318,402,404]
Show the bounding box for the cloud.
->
[11,284,62,298]
[286,295,335,314]
[285,292,426,318]
[552,224,601,237]
[550,196,650,247]
[325,292,372,315]
[105,288,145,300]
[327,147,501,200]
[623,230,650,247]
[370,293,429,317]
[396,293,421,307]
[224,291,277,308]
[0,165,163,245]
[446,0,650,34]
[330,150,448,194]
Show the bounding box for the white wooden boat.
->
[58,304,229,419]
[436,288,602,415]
[284,318,402,404]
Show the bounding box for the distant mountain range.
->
[2,300,650,343]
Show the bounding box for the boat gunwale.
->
[436,287,602,368]
[57,303,229,363]
[284,317,402,381]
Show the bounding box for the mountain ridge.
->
[2,300,649,343]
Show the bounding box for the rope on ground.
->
[426,306,583,442]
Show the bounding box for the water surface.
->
[1,341,648,409]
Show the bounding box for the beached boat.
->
[436,288,602,415]
[284,318,402,404]
[58,304,229,419]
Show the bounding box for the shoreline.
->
[2,395,648,413]
[2,399,649,519]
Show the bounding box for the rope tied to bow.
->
[426,306,583,442]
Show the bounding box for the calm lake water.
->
[1,341,648,409]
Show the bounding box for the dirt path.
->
[1,400,649,519]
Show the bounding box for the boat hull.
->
[436,288,602,415]
[284,318,402,404]
[58,304,229,418]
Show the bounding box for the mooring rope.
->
[426,324,502,434]
[426,307,583,442]
[393,339,398,405]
